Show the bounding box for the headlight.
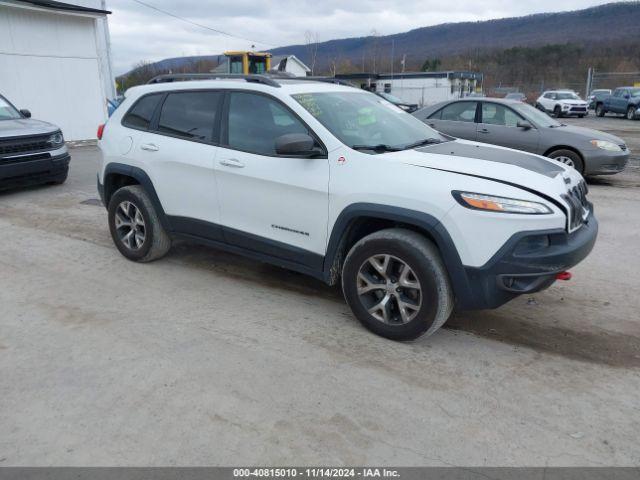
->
[562,104,571,109]
[590,140,621,152]
[48,132,64,147]
[453,191,552,214]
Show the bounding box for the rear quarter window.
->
[122,93,164,130]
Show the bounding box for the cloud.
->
[107,0,609,74]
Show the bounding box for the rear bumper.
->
[456,212,598,310]
[0,152,70,189]
[583,149,630,175]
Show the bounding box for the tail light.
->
[97,124,105,140]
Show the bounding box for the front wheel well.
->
[326,216,442,286]
[543,145,584,161]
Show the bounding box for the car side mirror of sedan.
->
[20,109,32,118]
[275,133,322,157]
[517,120,533,130]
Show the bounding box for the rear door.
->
[476,102,540,153]
[136,90,224,233]
[425,101,478,140]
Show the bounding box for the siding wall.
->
[0,4,108,140]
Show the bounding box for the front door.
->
[214,91,329,267]
[476,102,540,153]
[425,101,478,141]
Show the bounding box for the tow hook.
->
[556,271,572,281]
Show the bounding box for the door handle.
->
[219,159,245,168]
[479,128,490,134]
[140,143,159,152]
[428,123,436,128]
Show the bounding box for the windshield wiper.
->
[400,138,443,150]
[351,144,402,153]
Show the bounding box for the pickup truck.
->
[595,86,640,120]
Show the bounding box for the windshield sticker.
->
[293,94,322,118]
[358,107,376,126]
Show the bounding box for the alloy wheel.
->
[356,254,422,325]
[114,201,146,250]
[554,155,576,168]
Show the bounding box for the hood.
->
[550,124,625,144]
[391,139,582,200]
[0,118,60,138]
[558,99,588,106]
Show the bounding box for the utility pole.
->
[585,67,594,98]
[390,39,395,80]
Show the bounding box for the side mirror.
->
[275,133,320,157]
[624,94,630,99]
[20,109,31,118]
[517,120,533,129]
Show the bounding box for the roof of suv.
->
[127,76,357,99]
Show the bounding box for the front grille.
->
[570,107,587,112]
[0,135,52,156]
[562,180,590,232]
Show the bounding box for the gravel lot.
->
[1,116,639,466]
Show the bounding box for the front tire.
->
[108,185,171,262]
[341,229,453,341]
[548,149,585,174]
[554,106,563,118]
[596,103,605,117]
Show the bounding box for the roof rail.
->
[296,76,354,87]
[146,73,281,88]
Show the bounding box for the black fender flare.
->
[102,162,172,231]
[322,203,477,307]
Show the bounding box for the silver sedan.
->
[413,98,629,175]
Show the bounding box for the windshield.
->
[0,95,22,120]
[556,92,580,100]
[631,88,640,97]
[292,91,445,152]
[512,102,561,128]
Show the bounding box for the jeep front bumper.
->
[456,211,598,310]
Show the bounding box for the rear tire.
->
[341,229,453,341]
[596,103,606,117]
[108,185,171,263]
[548,149,585,174]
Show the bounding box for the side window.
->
[122,93,163,130]
[613,89,622,98]
[481,103,523,127]
[157,91,222,142]
[544,93,553,99]
[227,92,309,156]
[438,102,477,122]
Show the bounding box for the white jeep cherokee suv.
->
[98,75,597,341]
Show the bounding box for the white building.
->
[270,55,311,77]
[335,71,483,107]
[0,0,115,140]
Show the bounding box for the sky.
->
[106,0,612,75]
